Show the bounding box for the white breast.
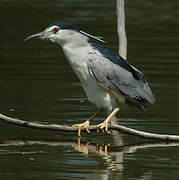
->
[62,44,120,111]
[63,45,91,85]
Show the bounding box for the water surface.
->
[0,0,179,179]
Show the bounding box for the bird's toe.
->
[72,120,90,137]
[96,120,111,134]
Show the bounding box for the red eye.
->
[53,27,60,33]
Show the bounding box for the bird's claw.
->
[96,120,111,134]
[72,120,90,137]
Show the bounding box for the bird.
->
[24,21,155,137]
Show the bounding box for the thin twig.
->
[1,113,179,141]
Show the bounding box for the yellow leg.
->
[88,109,103,121]
[72,109,103,137]
[97,107,120,134]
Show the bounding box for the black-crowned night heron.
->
[25,21,155,137]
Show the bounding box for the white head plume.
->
[80,30,106,43]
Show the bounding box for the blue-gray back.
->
[88,43,155,104]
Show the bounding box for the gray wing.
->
[88,43,155,104]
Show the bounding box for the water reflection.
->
[1,138,179,179]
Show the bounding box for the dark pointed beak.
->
[24,31,45,41]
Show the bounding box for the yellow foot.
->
[97,107,120,134]
[96,119,111,134]
[72,120,90,137]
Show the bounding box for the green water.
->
[0,0,179,179]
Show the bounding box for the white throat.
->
[58,31,89,49]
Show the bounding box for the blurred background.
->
[0,0,179,179]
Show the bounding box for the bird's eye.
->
[53,27,60,33]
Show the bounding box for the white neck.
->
[58,31,89,49]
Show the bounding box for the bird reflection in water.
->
[1,138,179,176]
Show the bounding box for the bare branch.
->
[116,0,127,59]
[1,113,179,141]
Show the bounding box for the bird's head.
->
[24,21,105,46]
